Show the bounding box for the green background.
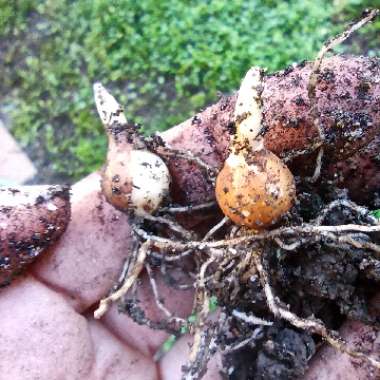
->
[0,0,378,182]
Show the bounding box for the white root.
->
[232,309,273,326]
[94,241,149,319]
[133,224,380,252]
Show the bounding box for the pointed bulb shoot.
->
[215,67,296,229]
[94,83,170,216]
[93,82,128,126]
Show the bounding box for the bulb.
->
[94,82,170,216]
[215,67,296,229]
[215,148,295,228]
[102,149,170,216]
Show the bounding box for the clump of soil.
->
[205,183,379,379]
[223,325,315,380]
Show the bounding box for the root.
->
[150,248,195,263]
[159,201,216,214]
[142,212,197,240]
[94,241,149,319]
[181,257,220,380]
[273,236,305,251]
[222,326,264,353]
[253,251,380,370]
[190,257,215,356]
[202,216,229,241]
[182,323,220,380]
[133,223,380,253]
[145,262,187,326]
[310,9,378,85]
[112,240,139,291]
[159,259,195,289]
[231,309,273,327]
[120,286,179,333]
[314,197,375,225]
[155,141,218,186]
[307,147,324,183]
[305,9,379,181]
[308,8,379,115]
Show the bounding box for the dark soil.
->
[223,325,315,380]
[209,183,379,379]
[118,172,379,380]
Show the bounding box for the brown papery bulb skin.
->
[215,149,296,229]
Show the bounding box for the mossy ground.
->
[1,0,378,183]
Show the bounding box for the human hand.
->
[1,172,378,380]
[0,172,223,380]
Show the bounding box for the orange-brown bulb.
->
[215,148,295,229]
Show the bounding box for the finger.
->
[87,320,157,380]
[25,168,197,363]
[0,246,262,380]
[32,172,133,312]
[0,275,158,380]
[27,169,195,357]
[102,270,194,356]
[101,304,168,358]
[304,322,380,380]
[0,185,70,286]
[0,276,93,379]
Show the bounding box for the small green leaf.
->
[370,209,380,220]
[162,334,177,353]
[209,296,218,313]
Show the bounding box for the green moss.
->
[0,0,376,182]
